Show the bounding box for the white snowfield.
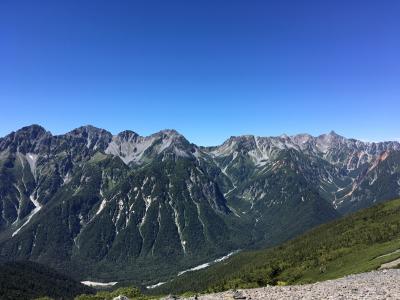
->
[81,281,118,287]
[178,269,400,300]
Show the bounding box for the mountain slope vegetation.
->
[153,198,400,295]
[0,261,94,300]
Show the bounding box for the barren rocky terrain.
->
[171,269,400,300]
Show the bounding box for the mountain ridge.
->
[3,124,400,147]
[0,124,399,285]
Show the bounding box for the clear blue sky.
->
[1,0,399,145]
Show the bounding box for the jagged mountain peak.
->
[328,130,339,136]
[152,129,189,144]
[17,124,47,135]
[220,135,255,148]
[317,130,344,141]
[290,133,313,145]
[63,125,113,152]
[105,128,193,165]
[229,135,256,148]
[279,133,290,139]
[66,125,112,138]
[211,131,400,174]
[10,124,49,140]
[210,135,257,157]
[0,124,51,153]
[115,128,186,143]
[152,129,192,150]
[156,128,181,136]
[227,134,255,140]
[2,124,400,172]
[116,130,139,140]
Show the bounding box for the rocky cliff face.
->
[0,125,399,284]
[209,131,400,214]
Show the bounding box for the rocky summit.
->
[0,125,399,284]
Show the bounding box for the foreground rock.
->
[181,269,400,300]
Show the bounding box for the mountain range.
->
[0,125,399,285]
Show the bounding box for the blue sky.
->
[1,0,399,145]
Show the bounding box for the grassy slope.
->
[152,198,400,295]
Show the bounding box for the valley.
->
[0,125,399,286]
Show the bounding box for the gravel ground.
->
[379,258,400,270]
[165,269,400,300]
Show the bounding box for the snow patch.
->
[144,196,152,212]
[81,281,118,287]
[227,205,241,218]
[146,282,166,289]
[369,172,378,186]
[171,203,187,254]
[63,173,72,185]
[177,250,239,276]
[116,199,124,222]
[139,196,153,228]
[12,194,41,237]
[25,153,38,179]
[96,199,107,216]
[194,202,206,233]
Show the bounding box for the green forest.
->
[3,198,400,300]
[152,198,400,295]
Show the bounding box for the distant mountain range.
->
[0,125,399,285]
